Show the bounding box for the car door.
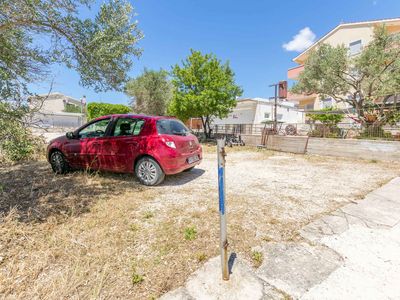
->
[63,137,86,168]
[99,117,146,172]
[75,118,112,170]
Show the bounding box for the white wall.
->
[324,25,374,49]
[213,99,304,125]
[254,101,304,124]
[213,100,257,125]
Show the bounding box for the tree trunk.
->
[200,116,208,139]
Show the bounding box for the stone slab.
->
[161,256,276,300]
[256,242,343,298]
[301,223,400,300]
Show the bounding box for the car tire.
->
[183,166,195,172]
[50,151,70,174]
[135,157,165,186]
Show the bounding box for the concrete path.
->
[160,177,400,300]
[300,177,400,300]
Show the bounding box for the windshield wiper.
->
[172,131,188,136]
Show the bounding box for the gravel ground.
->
[1,147,399,299]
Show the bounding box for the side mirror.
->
[66,132,76,139]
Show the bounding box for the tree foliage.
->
[307,107,344,125]
[168,49,242,138]
[292,25,400,126]
[0,0,143,97]
[125,69,172,116]
[0,0,142,161]
[0,102,45,162]
[87,102,131,120]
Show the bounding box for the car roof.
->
[94,114,177,121]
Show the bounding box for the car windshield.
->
[156,119,190,136]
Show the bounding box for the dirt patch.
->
[0,148,399,299]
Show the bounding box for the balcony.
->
[287,65,304,80]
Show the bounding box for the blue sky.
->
[31,0,400,105]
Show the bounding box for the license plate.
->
[187,155,199,164]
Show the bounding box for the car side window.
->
[113,118,145,137]
[78,118,111,139]
[133,119,145,136]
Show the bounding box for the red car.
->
[47,114,202,186]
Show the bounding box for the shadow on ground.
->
[162,168,205,186]
[0,161,144,223]
[0,162,205,223]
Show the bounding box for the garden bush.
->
[0,119,46,163]
[87,102,131,120]
[358,126,392,140]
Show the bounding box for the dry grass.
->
[1,148,399,299]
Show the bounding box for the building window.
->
[349,40,362,55]
[264,112,270,119]
[304,103,314,111]
[321,98,333,109]
[277,114,283,120]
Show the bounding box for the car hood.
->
[50,135,68,144]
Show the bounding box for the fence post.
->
[217,139,229,281]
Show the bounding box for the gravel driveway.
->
[1,147,399,299]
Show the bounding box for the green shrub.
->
[63,103,82,113]
[0,105,46,162]
[308,125,341,138]
[251,251,263,267]
[358,126,392,140]
[131,273,144,285]
[307,107,344,125]
[87,102,131,120]
[184,226,197,241]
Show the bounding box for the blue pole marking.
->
[218,166,225,215]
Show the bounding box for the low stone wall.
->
[240,134,400,161]
[241,134,308,154]
[307,137,400,161]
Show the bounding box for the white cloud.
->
[282,27,316,52]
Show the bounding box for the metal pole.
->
[217,139,229,281]
[274,84,278,133]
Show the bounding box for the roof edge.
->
[292,17,400,63]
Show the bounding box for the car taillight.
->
[165,141,176,149]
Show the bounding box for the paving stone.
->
[262,283,288,300]
[184,256,265,300]
[341,196,400,227]
[162,256,266,300]
[256,242,343,298]
[369,177,400,204]
[160,287,194,300]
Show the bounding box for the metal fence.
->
[191,123,400,141]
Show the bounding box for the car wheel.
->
[50,151,70,174]
[183,166,195,172]
[135,157,165,186]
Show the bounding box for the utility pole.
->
[269,81,287,133]
[269,83,279,133]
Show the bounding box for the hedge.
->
[87,102,131,120]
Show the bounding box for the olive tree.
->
[125,69,172,116]
[0,0,142,161]
[292,25,400,126]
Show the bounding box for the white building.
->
[29,92,86,128]
[213,98,305,126]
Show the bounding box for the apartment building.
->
[287,18,400,112]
